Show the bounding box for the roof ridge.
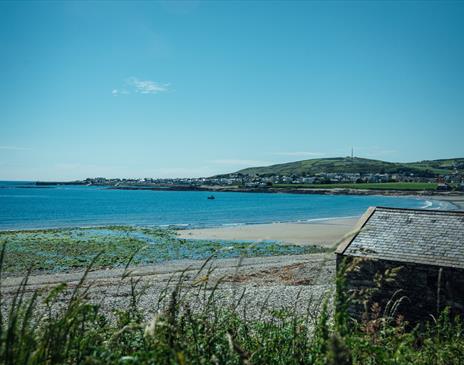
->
[375,206,464,215]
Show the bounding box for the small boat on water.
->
[207,195,215,200]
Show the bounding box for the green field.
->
[273,182,438,191]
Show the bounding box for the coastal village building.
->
[335,207,464,323]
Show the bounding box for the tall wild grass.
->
[0,244,463,364]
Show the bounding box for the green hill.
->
[231,157,464,177]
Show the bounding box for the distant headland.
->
[36,157,464,195]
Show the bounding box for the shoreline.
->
[177,217,359,247]
[30,181,464,198]
[109,184,464,197]
[424,195,464,210]
[176,195,463,247]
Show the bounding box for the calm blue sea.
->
[0,181,454,230]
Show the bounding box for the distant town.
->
[39,171,464,192]
[36,157,464,193]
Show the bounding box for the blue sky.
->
[1,1,464,180]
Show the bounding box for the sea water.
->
[0,181,454,230]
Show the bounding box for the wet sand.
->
[431,195,464,210]
[177,217,359,247]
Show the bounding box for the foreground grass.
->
[274,182,438,191]
[0,249,463,364]
[0,226,328,274]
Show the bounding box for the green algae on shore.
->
[0,226,329,275]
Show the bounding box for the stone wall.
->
[336,254,464,324]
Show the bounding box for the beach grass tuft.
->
[0,245,463,364]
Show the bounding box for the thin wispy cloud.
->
[209,159,270,166]
[0,146,31,151]
[126,77,169,94]
[271,151,326,157]
[112,77,170,96]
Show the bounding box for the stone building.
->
[335,206,464,323]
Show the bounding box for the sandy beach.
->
[177,217,359,247]
[177,194,464,247]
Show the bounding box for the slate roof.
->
[336,207,464,269]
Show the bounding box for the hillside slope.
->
[233,157,464,177]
